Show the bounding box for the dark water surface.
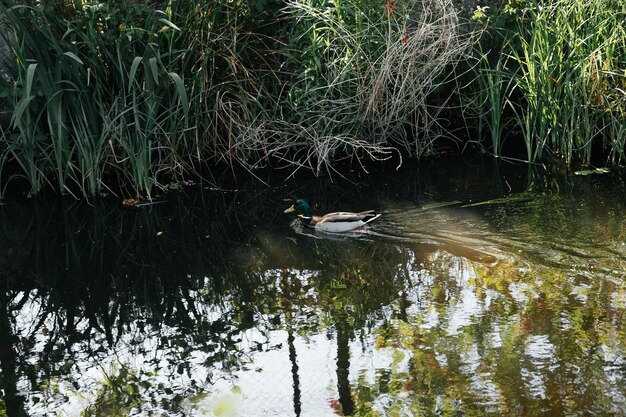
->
[0,158,625,416]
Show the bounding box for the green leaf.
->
[11,96,36,128]
[129,56,143,90]
[63,51,84,65]
[168,72,188,119]
[149,57,159,86]
[158,18,181,31]
[26,63,37,97]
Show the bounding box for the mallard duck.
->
[284,199,381,233]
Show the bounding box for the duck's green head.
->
[284,199,312,217]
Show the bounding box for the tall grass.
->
[232,0,477,175]
[366,0,478,156]
[0,1,194,198]
[473,0,626,165]
[470,44,511,157]
[0,0,478,197]
[2,0,625,198]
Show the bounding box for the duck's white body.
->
[285,200,381,233]
[303,211,381,233]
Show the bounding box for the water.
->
[0,157,624,416]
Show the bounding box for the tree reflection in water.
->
[0,160,624,416]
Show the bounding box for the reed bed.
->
[2,0,625,198]
[472,0,626,165]
[218,0,476,176]
[0,0,476,197]
[0,1,195,198]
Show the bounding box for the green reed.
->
[475,0,626,165]
[0,1,206,197]
[0,0,477,197]
[472,45,511,157]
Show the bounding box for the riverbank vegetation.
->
[471,0,626,165]
[0,0,624,198]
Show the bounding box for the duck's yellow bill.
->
[284,205,295,213]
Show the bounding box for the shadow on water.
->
[0,156,625,416]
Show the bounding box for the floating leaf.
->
[122,198,139,207]
[574,168,610,176]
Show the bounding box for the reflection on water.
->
[0,158,625,416]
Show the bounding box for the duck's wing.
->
[316,210,378,224]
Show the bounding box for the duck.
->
[284,199,381,233]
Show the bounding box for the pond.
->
[0,157,625,416]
